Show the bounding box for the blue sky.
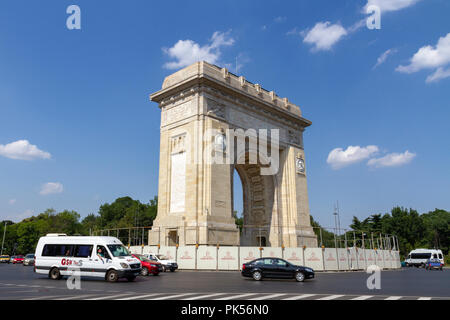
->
[0,0,449,230]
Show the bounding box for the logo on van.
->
[61,258,83,266]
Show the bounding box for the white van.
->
[405,249,444,267]
[34,234,141,282]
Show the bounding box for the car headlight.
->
[120,263,129,269]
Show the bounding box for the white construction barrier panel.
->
[337,248,349,270]
[143,246,160,254]
[394,251,401,268]
[196,246,217,270]
[261,247,283,259]
[284,248,304,266]
[218,247,239,270]
[323,248,339,271]
[240,247,261,267]
[374,249,384,269]
[383,250,392,269]
[129,246,143,254]
[304,248,324,271]
[348,247,358,270]
[357,248,366,269]
[159,246,177,262]
[365,249,376,268]
[176,246,196,269]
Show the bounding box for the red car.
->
[12,255,24,264]
[132,254,162,276]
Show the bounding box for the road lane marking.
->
[215,293,258,300]
[317,295,344,300]
[151,293,198,300]
[26,295,65,300]
[248,293,285,300]
[55,294,102,300]
[86,293,135,300]
[385,296,402,300]
[417,297,432,300]
[182,293,225,300]
[351,295,373,300]
[283,294,316,300]
[118,293,163,300]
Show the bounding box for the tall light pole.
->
[333,201,342,247]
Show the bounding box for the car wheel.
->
[49,267,62,280]
[153,272,159,276]
[170,269,175,272]
[161,265,166,272]
[295,271,305,282]
[252,271,262,281]
[106,270,119,282]
[140,267,149,276]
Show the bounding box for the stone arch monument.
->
[148,61,317,247]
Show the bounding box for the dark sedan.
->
[241,257,314,282]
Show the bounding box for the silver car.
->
[23,254,35,266]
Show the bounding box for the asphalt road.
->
[0,264,449,300]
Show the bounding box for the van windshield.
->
[107,245,131,257]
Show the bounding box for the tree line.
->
[1,198,448,261]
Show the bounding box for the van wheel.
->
[106,270,119,282]
[49,267,62,280]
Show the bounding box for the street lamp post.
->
[1,222,7,255]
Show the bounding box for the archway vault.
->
[149,61,318,248]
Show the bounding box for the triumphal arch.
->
[148,61,317,247]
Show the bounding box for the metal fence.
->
[91,225,399,251]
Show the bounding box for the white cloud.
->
[363,0,422,13]
[40,182,64,195]
[367,150,416,168]
[163,31,235,70]
[373,48,397,69]
[302,22,348,52]
[0,140,51,161]
[9,199,16,205]
[396,33,450,82]
[426,67,450,83]
[274,16,287,23]
[327,145,379,169]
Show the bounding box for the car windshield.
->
[107,245,131,257]
[26,254,34,258]
[156,255,168,260]
[135,255,152,262]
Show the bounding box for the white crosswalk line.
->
[55,294,101,300]
[215,293,258,300]
[182,293,225,300]
[26,295,64,300]
[86,293,135,300]
[283,294,316,300]
[351,295,373,300]
[317,295,344,300]
[417,297,432,300]
[118,293,163,300]
[385,296,402,300]
[248,293,285,300]
[151,293,197,300]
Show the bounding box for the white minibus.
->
[405,249,444,267]
[34,234,141,282]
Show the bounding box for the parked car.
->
[144,253,178,272]
[425,258,443,271]
[0,255,10,263]
[132,254,162,276]
[241,257,315,282]
[23,254,35,266]
[12,255,24,264]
